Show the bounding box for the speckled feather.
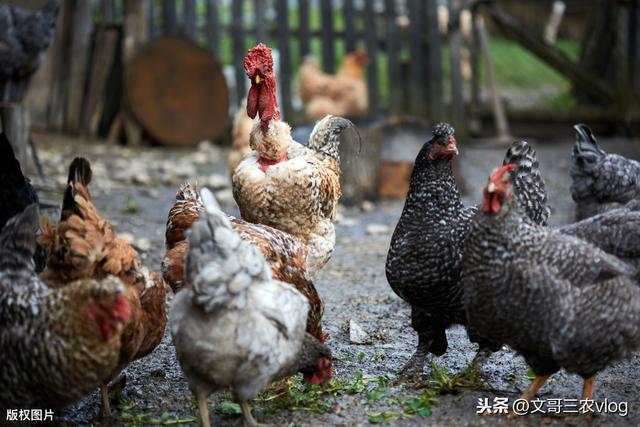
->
[161,182,325,340]
[0,205,127,409]
[570,124,640,220]
[170,189,329,402]
[233,115,351,276]
[462,182,640,379]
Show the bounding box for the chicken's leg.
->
[196,387,211,427]
[519,374,550,401]
[100,383,111,418]
[398,337,433,381]
[581,376,595,400]
[240,401,266,427]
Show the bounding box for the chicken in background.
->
[227,97,254,178]
[234,43,354,276]
[162,182,325,341]
[0,132,47,272]
[170,188,332,427]
[571,124,640,220]
[298,51,369,121]
[0,205,131,410]
[462,164,640,402]
[38,157,168,418]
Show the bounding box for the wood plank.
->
[363,0,378,113]
[276,0,292,120]
[64,0,93,133]
[101,0,115,24]
[320,0,334,72]
[469,6,481,115]
[343,0,356,52]
[384,0,401,113]
[255,0,267,43]
[122,0,148,145]
[449,0,466,139]
[425,0,443,122]
[298,0,310,57]
[232,0,246,105]
[147,0,157,37]
[206,0,220,58]
[183,0,197,40]
[46,0,73,130]
[408,0,426,116]
[163,0,177,34]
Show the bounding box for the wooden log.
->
[232,0,246,105]
[425,0,443,122]
[320,0,334,73]
[343,0,356,53]
[298,0,310,57]
[363,1,379,114]
[81,26,119,138]
[275,0,292,120]
[64,0,93,133]
[206,0,220,58]
[384,0,402,114]
[482,2,615,105]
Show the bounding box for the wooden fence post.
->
[385,0,402,114]
[408,0,427,118]
[343,0,356,53]
[183,0,197,40]
[449,0,467,140]
[364,1,379,114]
[276,0,292,119]
[163,0,177,34]
[320,0,335,72]
[232,0,246,105]
[123,0,148,145]
[65,0,93,133]
[298,0,310,57]
[206,0,220,59]
[425,0,443,122]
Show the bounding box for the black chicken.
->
[386,123,498,379]
[0,132,46,271]
[505,139,640,270]
[462,164,640,402]
[0,0,60,102]
[571,124,640,220]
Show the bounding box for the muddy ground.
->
[28,132,640,426]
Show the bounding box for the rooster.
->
[571,124,640,220]
[170,188,332,427]
[298,51,369,121]
[0,132,46,271]
[462,164,640,403]
[162,182,325,341]
[38,157,168,418]
[233,43,354,277]
[0,205,131,410]
[386,123,499,380]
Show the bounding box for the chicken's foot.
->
[581,376,595,401]
[241,401,267,427]
[100,383,111,418]
[519,374,550,401]
[196,387,211,427]
[395,338,433,385]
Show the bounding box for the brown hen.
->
[162,182,325,341]
[38,157,168,418]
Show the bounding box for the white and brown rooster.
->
[232,43,354,277]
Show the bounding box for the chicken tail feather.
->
[62,157,93,219]
[572,124,606,167]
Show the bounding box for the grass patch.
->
[117,400,197,425]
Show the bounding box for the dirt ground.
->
[29,131,640,426]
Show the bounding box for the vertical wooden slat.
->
[147,0,156,37]
[384,0,401,113]
[343,0,356,53]
[65,0,93,133]
[408,0,426,117]
[298,0,310,57]
[206,0,220,58]
[101,0,115,24]
[449,1,467,139]
[425,0,443,122]
[276,0,292,120]
[364,0,378,114]
[183,0,197,40]
[232,0,246,104]
[255,0,267,43]
[470,6,481,115]
[163,0,177,34]
[320,0,334,72]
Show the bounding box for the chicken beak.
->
[255,74,262,84]
[487,182,497,193]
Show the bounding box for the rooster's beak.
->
[255,75,262,84]
[487,182,497,193]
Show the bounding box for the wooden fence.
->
[77,0,447,126]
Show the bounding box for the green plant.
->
[117,400,197,425]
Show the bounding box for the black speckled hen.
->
[386,123,498,379]
[571,124,640,220]
[462,164,640,402]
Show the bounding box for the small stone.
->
[118,232,135,245]
[136,238,152,252]
[349,320,371,344]
[132,172,151,185]
[215,189,234,205]
[191,152,209,165]
[361,200,375,212]
[205,173,230,189]
[337,215,359,227]
[366,224,392,235]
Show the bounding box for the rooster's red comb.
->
[243,43,273,74]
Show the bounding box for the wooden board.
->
[126,36,229,146]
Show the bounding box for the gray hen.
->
[571,124,640,220]
[463,164,640,402]
[170,188,332,427]
[0,0,60,102]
